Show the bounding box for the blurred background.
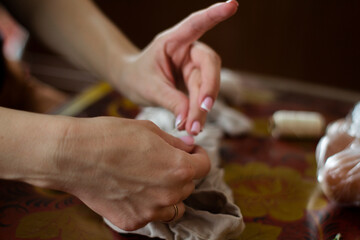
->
[8,0,360,95]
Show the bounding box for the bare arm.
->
[2,0,139,83]
[2,0,239,135]
[0,107,70,185]
[0,106,209,230]
[0,1,237,229]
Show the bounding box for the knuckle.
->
[209,51,221,65]
[206,8,224,24]
[119,219,147,232]
[169,102,183,116]
[109,219,134,232]
[175,166,194,183]
[189,13,202,33]
[143,208,157,222]
[119,223,136,232]
[122,224,140,232]
[160,191,182,206]
[173,157,195,182]
[154,30,167,42]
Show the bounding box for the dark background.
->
[25,0,360,93]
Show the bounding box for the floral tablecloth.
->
[1,72,360,240]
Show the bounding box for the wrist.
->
[107,47,140,89]
[0,108,75,190]
[24,115,77,191]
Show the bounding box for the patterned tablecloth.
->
[1,71,360,240]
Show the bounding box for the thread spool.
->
[271,110,325,138]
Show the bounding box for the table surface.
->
[1,71,360,240]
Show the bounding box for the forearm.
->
[0,107,71,188]
[3,0,139,85]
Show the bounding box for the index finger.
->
[188,146,211,179]
[167,0,238,47]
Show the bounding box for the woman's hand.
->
[0,103,210,231]
[3,0,237,134]
[0,0,236,231]
[113,1,238,135]
[49,117,210,230]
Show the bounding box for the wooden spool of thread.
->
[271,110,325,138]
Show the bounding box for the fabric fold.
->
[105,72,250,239]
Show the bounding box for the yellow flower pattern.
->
[16,205,113,240]
[238,223,281,240]
[2,79,359,239]
[225,162,326,221]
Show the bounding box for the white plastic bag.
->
[316,102,360,205]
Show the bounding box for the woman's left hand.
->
[114,1,238,135]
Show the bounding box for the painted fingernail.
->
[191,121,201,135]
[226,0,239,6]
[180,135,194,145]
[175,114,183,129]
[201,97,214,112]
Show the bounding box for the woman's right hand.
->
[47,116,210,230]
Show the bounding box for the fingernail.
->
[200,97,214,112]
[180,135,194,145]
[226,0,239,6]
[191,121,201,135]
[175,114,183,129]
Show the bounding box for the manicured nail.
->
[175,114,183,129]
[180,135,194,145]
[226,0,239,6]
[191,121,201,135]
[201,97,214,112]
